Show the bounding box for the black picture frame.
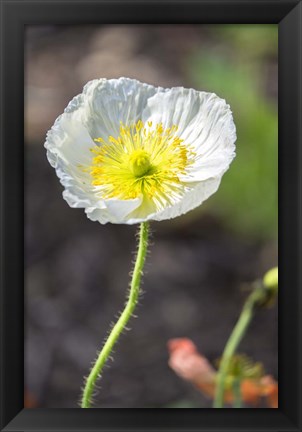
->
[0,0,301,431]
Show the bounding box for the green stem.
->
[232,378,242,408]
[213,286,264,408]
[81,222,149,408]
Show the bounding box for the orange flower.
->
[167,338,278,408]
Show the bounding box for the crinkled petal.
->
[45,78,236,224]
[85,197,142,224]
[123,177,220,224]
[142,87,236,182]
[69,78,163,139]
[45,115,99,208]
[153,177,221,222]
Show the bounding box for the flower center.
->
[84,120,196,209]
[129,149,152,177]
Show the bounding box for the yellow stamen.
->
[84,120,196,209]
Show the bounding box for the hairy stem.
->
[81,222,149,408]
[213,286,264,408]
[232,378,242,408]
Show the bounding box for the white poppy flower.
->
[45,77,236,224]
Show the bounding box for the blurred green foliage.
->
[188,25,278,240]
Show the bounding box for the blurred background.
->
[25,25,278,408]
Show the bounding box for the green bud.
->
[263,267,278,292]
